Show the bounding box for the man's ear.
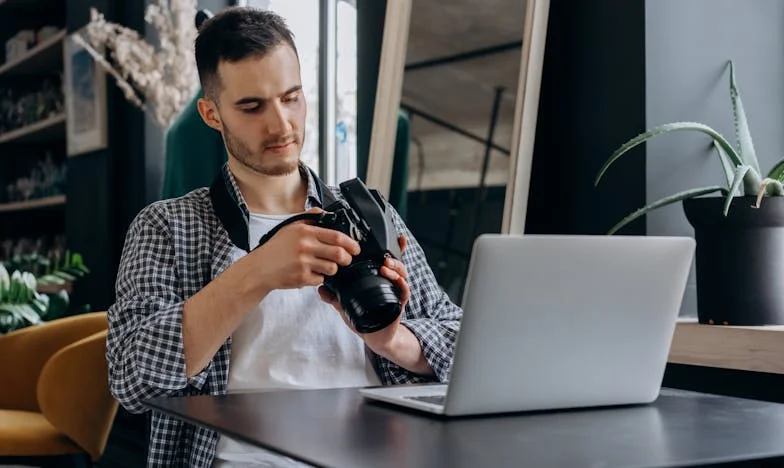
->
[197,97,223,132]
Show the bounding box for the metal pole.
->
[318,0,337,184]
[405,41,523,71]
[400,104,511,155]
[469,86,504,254]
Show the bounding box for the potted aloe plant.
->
[595,60,784,326]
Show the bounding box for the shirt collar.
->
[220,161,324,216]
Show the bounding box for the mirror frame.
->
[501,0,550,234]
[363,0,412,198]
[364,0,550,234]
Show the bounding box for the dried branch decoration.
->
[72,0,200,129]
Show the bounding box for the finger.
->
[398,235,407,253]
[382,266,410,305]
[317,285,339,305]
[384,257,407,278]
[303,272,325,287]
[310,258,340,277]
[399,278,410,305]
[311,226,361,255]
[380,265,402,281]
[310,243,353,266]
[296,207,324,225]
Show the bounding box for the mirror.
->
[365,0,550,303]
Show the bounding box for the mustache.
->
[263,135,298,148]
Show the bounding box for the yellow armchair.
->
[0,312,119,463]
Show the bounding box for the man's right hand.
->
[182,208,360,377]
[251,208,361,291]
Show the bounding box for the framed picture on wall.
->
[63,28,108,157]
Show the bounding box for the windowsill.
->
[668,317,784,374]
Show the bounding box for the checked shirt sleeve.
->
[106,204,209,414]
[374,208,464,384]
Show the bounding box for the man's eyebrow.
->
[233,86,303,106]
[234,96,265,106]
[284,85,303,95]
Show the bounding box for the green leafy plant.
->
[0,264,49,333]
[594,60,784,234]
[0,251,91,334]
[4,250,90,287]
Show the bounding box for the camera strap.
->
[210,163,339,253]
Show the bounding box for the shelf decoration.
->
[63,26,108,157]
[70,0,199,130]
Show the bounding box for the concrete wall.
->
[645,0,784,316]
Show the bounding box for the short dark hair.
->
[195,7,298,100]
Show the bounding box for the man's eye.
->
[240,105,259,113]
[284,93,300,103]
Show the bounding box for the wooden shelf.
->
[0,195,65,213]
[0,113,65,145]
[0,0,60,12]
[668,318,784,375]
[0,30,66,77]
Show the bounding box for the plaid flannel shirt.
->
[106,164,463,467]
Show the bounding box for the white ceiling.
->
[402,0,527,190]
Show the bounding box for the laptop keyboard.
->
[404,394,446,406]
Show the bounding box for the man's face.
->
[201,44,306,177]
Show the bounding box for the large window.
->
[335,0,357,183]
[240,0,358,183]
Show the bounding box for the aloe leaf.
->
[767,157,784,182]
[764,178,784,196]
[713,141,735,190]
[607,185,727,235]
[724,165,752,216]
[595,122,742,185]
[729,60,761,174]
[743,166,763,196]
[754,178,784,208]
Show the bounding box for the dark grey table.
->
[146,387,784,468]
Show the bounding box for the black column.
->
[356,0,386,182]
[525,0,647,235]
[66,0,145,312]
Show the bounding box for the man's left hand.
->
[318,235,410,355]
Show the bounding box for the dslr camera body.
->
[256,178,404,334]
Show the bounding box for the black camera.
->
[255,178,404,334]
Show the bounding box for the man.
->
[106,7,463,468]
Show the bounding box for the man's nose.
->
[268,102,293,135]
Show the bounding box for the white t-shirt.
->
[213,212,381,467]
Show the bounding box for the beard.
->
[222,121,303,177]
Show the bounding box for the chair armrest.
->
[38,330,118,461]
[0,311,107,411]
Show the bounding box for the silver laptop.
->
[360,234,695,416]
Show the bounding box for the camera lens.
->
[331,261,402,333]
